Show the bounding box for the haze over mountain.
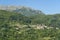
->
[0,0,60,14]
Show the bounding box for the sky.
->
[0,0,60,14]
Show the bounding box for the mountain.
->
[0,6,44,16]
[13,6,44,16]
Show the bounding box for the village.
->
[9,23,59,30]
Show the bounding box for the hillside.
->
[0,6,60,40]
[0,10,31,25]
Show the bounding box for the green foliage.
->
[0,24,60,40]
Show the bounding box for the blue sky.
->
[0,0,60,14]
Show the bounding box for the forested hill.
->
[0,6,60,40]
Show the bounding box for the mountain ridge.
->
[0,6,44,16]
